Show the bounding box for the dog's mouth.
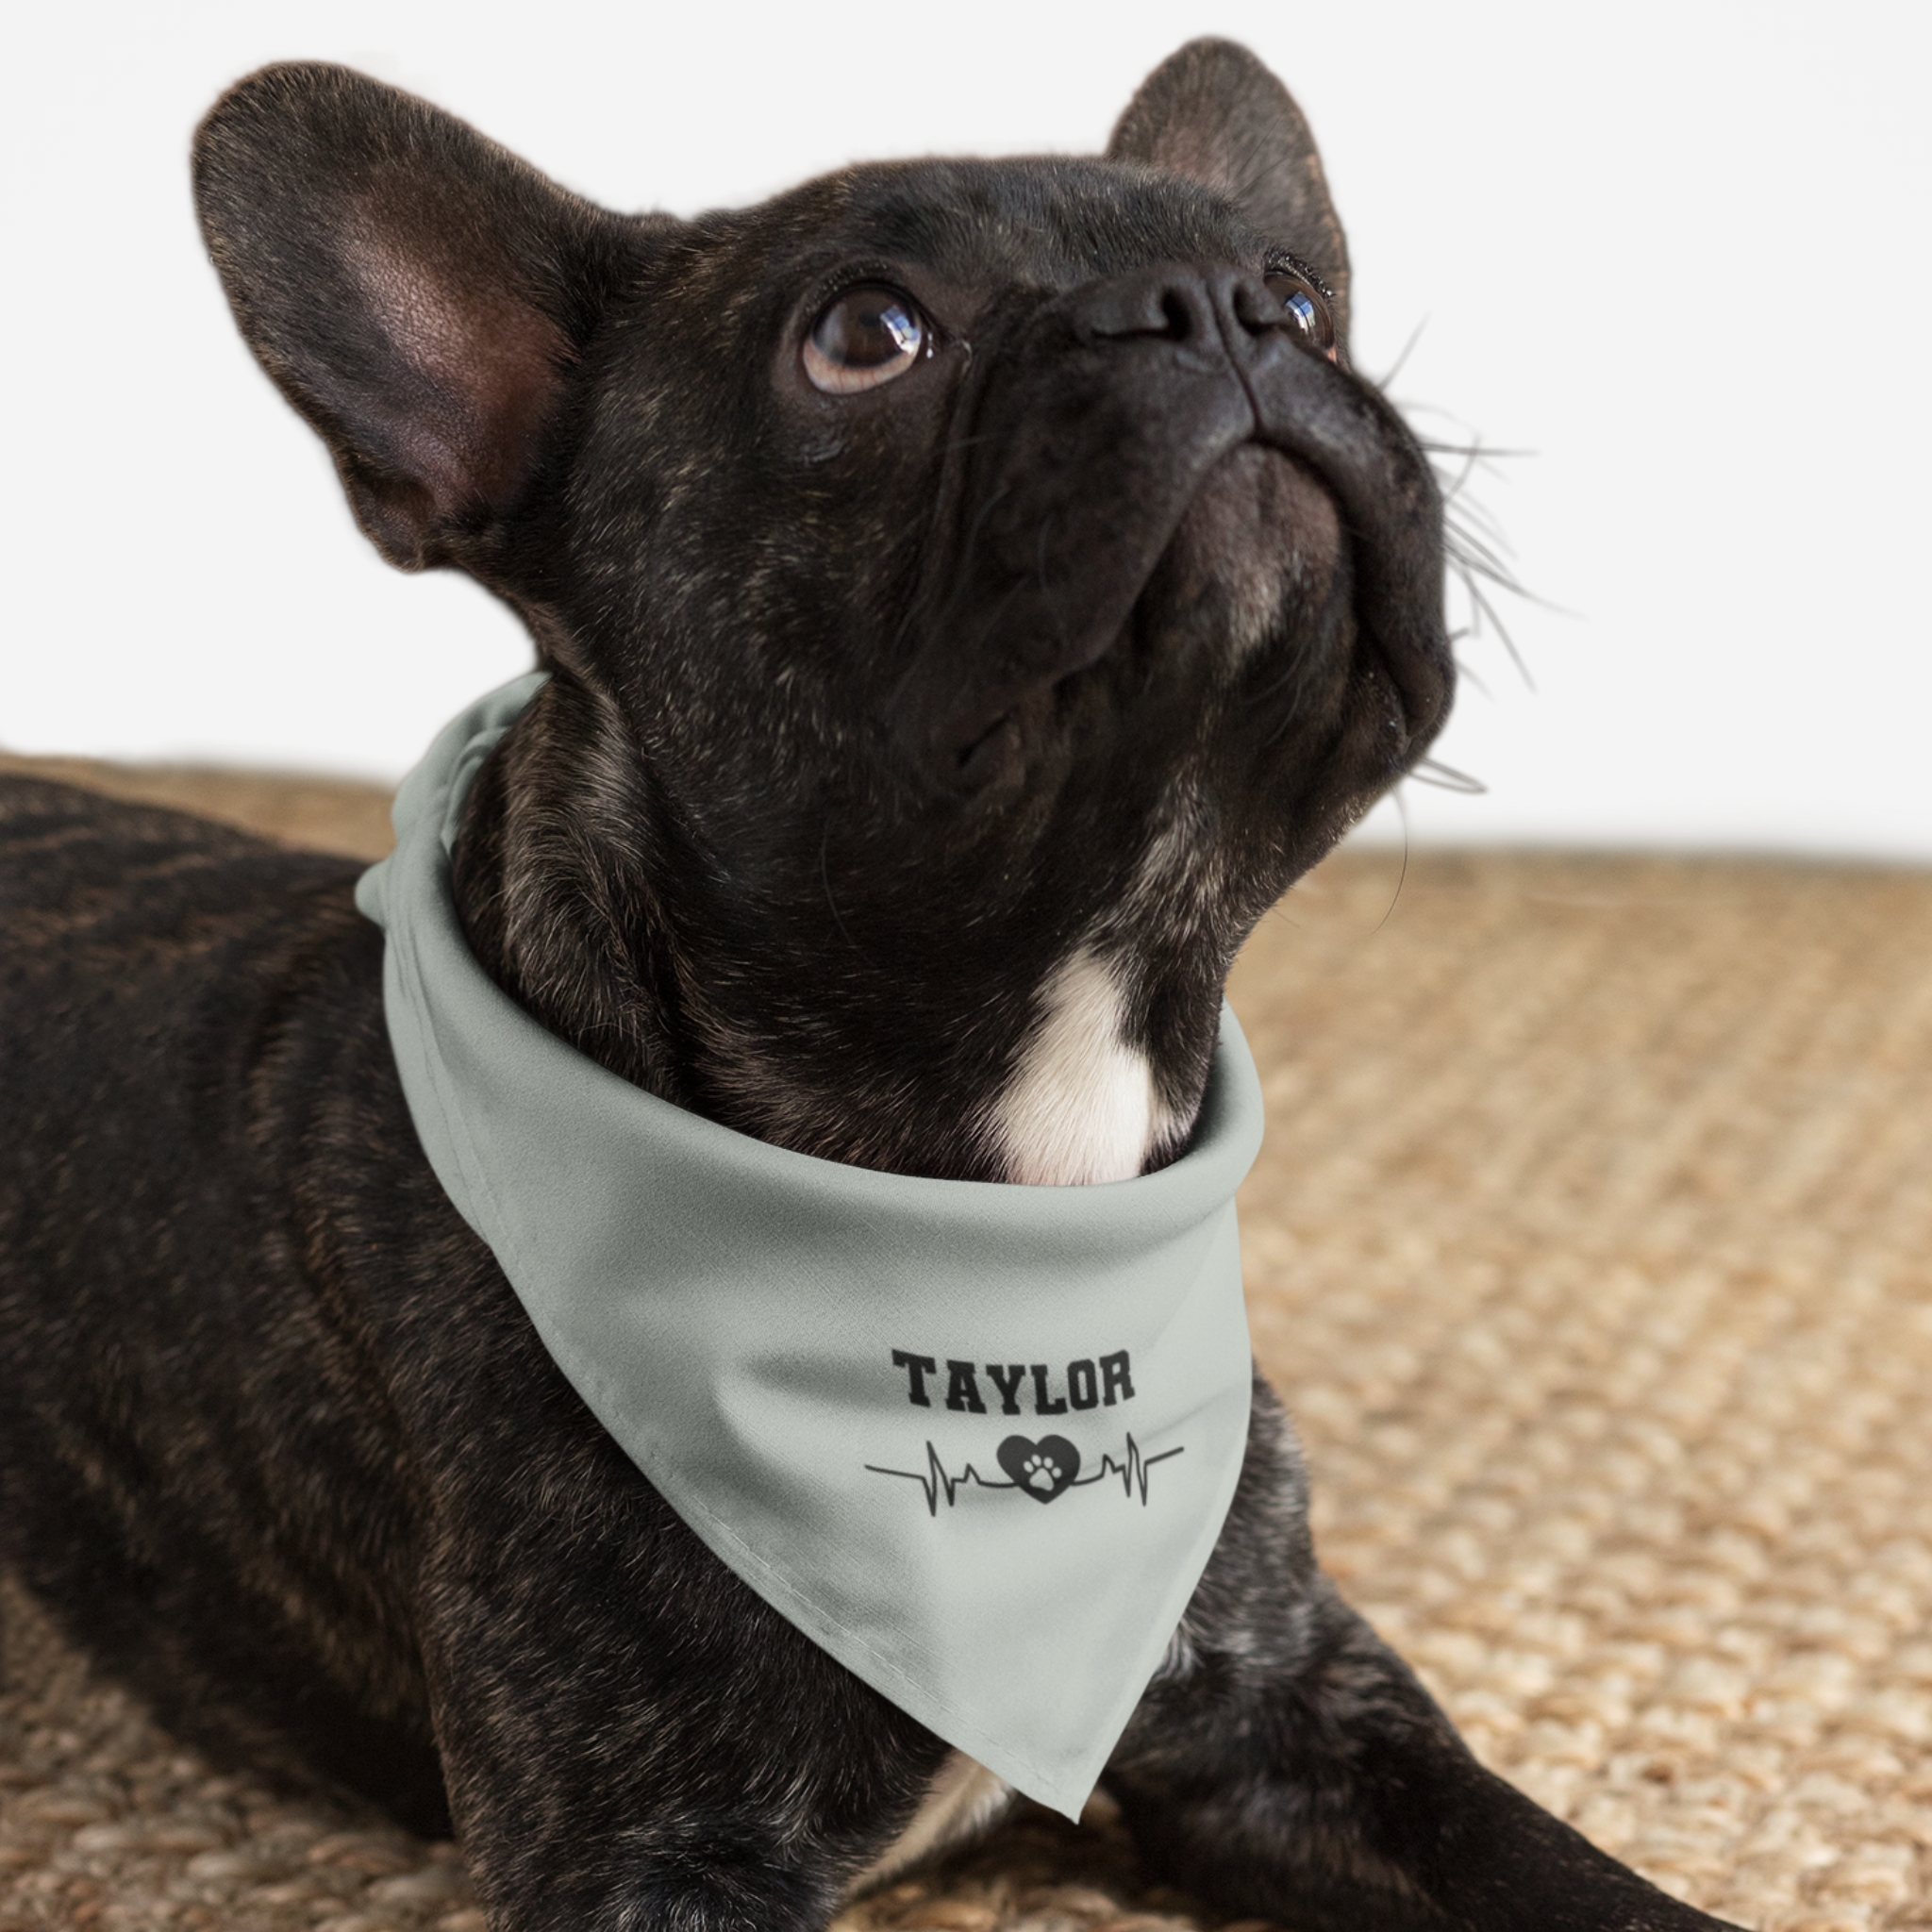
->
[946,441,1330,785]
[918,427,1447,801]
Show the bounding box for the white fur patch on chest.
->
[986,947,1174,1186]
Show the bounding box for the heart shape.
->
[996,1434,1081,1503]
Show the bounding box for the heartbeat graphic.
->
[865,1434,1184,1518]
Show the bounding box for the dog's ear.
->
[194,63,641,571]
[1108,39,1350,347]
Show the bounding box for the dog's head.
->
[194,43,1451,1181]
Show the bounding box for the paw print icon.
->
[996,1433,1081,1503]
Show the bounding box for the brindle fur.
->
[0,42,1737,1932]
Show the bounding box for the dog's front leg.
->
[407,1429,952,1932]
[1105,1381,1740,1932]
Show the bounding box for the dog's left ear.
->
[1108,39,1351,348]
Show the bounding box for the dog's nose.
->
[1069,265,1310,362]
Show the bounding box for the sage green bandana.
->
[355,675,1265,1817]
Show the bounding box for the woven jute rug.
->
[5,753,1931,1932]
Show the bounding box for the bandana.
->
[355,675,1264,1818]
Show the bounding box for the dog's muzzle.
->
[891,263,1452,793]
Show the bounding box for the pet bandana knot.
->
[356,675,1265,1817]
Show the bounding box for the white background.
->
[4,1,1927,855]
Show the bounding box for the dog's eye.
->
[1264,269,1338,360]
[805,287,926,394]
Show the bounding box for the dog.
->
[0,40,1739,1932]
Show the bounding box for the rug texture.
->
[3,754,1930,1932]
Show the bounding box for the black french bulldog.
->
[0,40,1738,1932]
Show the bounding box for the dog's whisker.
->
[1371,792,1412,933]
[1368,314,1429,391]
[1410,756,1487,794]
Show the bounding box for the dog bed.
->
[2,752,1926,1932]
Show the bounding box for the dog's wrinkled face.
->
[194,46,1450,1177]
[578,157,1444,874]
